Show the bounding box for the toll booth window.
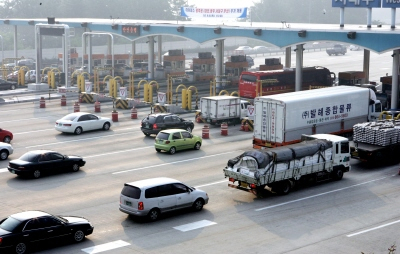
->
[341,141,350,154]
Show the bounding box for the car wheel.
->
[147,208,160,222]
[192,199,204,211]
[103,122,110,131]
[3,136,11,143]
[169,147,176,155]
[0,149,9,160]
[72,163,80,172]
[144,133,150,137]
[156,148,161,152]
[74,127,83,135]
[15,242,27,254]
[194,142,201,150]
[186,126,192,132]
[33,169,41,179]
[73,230,85,242]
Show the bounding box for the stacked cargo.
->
[353,120,400,146]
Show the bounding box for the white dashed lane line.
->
[173,220,217,232]
[81,240,130,253]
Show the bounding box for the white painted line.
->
[112,151,238,174]
[81,240,130,254]
[255,177,387,212]
[25,132,134,148]
[85,146,153,158]
[195,180,226,188]
[1,116,53,123]
[173,220,217,232]
[0,168,8,173]
[15,129,55,135]
[347,219,400,237]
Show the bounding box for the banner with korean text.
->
[180,7,247,19]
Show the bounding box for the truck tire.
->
[332,168,344,180]
[272,180,291,195]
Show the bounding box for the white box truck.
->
[253,86,382,149]
[224,134,351,195]
[196,96,252,125]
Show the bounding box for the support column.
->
[88,35,92,74]
[14,26,18,60]
[215,39,224,93]
[131,41,135,67]
[340,7,344,27]
[157,35,162,64]
[391,8,396,29]
[363,49,370,84]
[285,47,291,68]
[35,26,41,84]
[295,44,303,92]
[147,36,155,80]
[391,49,399,110]
[367,8,372,28]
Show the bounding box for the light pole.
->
[0,35,3,65]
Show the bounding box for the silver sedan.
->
[55,112,112,135]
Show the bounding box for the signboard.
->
[382,0,400,8]
[180,7,247,19]
[332,0,382,8]
[247,105,255,120]
[57,87,66,95]
[158,92,166,106]
[39,27,65,36]
[119,87,127,99]
[121,25,140,36]
[85,82,92,93]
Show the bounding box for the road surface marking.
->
[0,116,53,123]
[0,168,8,173]
[173,220,217,232]
[195,180,226,188]
[255,177,387,211]
[112,151,238,174]
[347,219,400,237]
[85,146,152,158]
[81,240,130,254]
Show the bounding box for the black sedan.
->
[141,113,194,136]
[0,210,93,254]
[0,78,17,90]
[7,150,86,179]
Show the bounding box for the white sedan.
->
[55,112,112,135]
[0,142,13,160]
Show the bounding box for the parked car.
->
[326,44,347,56]
[349,44,361,51]
[6,71,18,81]
[141,113,194,136]
[55,112,112,135]
[155,129,202,155]
[7,150,86,178]
[0,128,13,143]
[24,70,36,83]
[252,46,269,53]
[0,210,93,254]
[0,78,17,90]
[119,177,209,221]
[0,142,13,160]
[246,56,254,68]
[234,46,253,54]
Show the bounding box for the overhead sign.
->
[40,27,65,36]
[180,7,247,19]
[382,0,400,8]
[121,25,140,36]
[332,0,382,8]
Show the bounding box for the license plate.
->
[11,170,15,174]
[59,123,62,126]
[146,124,149,128]
[159,140,163,143]
[239,182,248,188]
[125,201,132,206]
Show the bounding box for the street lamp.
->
[0,35,3,65]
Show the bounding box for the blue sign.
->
[332,0,382,8]
[382,0,400,8]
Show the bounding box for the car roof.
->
[10,211,50,221]
[147,113,173,117]
[125,177,180,188]
[159,129,187,134]
[64,112,91,117]
[25,150,57,154]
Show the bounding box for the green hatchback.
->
[155,129,202,155]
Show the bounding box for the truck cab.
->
[240,100,252,118]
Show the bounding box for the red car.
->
[0,128,13,143]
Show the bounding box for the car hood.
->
[68,155,83,160]
[0,227,12,236]
[62,216,90,224]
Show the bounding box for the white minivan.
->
[119,177,209,221]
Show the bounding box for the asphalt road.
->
[0,99,400,254]
[1,50,400,254]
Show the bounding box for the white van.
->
[119,177,209,221]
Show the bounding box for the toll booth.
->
[224,55,249,86]
[163,49,185,77]
[58,50,79,68]
[83,54,105,68]
[192,52,215,81]
[338,71,365,86]
[259,58,283,71]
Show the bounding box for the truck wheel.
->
[272,180,291,195]
[332,168,344,180]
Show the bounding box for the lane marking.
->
[112,151,238,174]
[173,220,217,232]
[347,219,400,237]
[86,146,152,158]
[1,116,53,123]
[25,132,136,148]
[16,127,136,135]
[195,180,226,188]
[81,240,130,254]
[0,168,8,173]
[255,177,387,212]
